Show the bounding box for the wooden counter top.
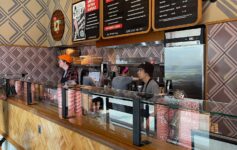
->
[2,98,187,150]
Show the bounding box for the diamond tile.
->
[212,24,237,50]
[33,69,41,77]
[11,48,21,58]
[226,42,237,64]
[12,63,21,71]
[11,8,30,29]
[33,56,41,64]
[26,25,44,44]
[39,50,47,58]
[212,56,236,81]
[25,0,43,18]
[25,48,35,58]
[226,75,237,95]
[27,63,35,71]
[46,57,53,64]
[40,63,47,71]
[0,62,7,71]
[19,55,28,64]
[4,55,14,64]
[0,21,17,41]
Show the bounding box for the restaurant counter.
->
[1,78,236,150]
[0,97,186,150]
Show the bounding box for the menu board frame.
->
[102,0,151,39]
[72,0,101,43]
[152,0,202,31]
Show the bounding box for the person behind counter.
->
[58,54,78,86]
[137,62,159,95]
[111,66,134,90]
[80,69,96,86]
[80,69,103,112]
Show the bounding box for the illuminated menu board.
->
[153,0,202,31]
[72,0,100,42]
[103,0,151,39]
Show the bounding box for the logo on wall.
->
[51,10,65,41]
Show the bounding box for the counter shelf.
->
[66,85,237,148]
[1,79,237,149]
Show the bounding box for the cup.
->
[137,85,142,92]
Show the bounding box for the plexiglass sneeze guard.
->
[1,78,237,149]
[62,85,237,149]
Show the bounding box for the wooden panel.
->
[0,98,187,150]
[0,100,111,150]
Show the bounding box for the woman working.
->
[112,66,133,90]
[58,54,78,86]
[137,62,159,95]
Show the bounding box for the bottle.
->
[116,55,120,64]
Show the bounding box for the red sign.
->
[105,0,113,3]
[104,24,123,31]
[86,0,99,13]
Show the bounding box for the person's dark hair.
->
[138,61,154,77]
[80,69,89,85]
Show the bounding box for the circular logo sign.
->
[50,10,65,41]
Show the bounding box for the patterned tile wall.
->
[202,0,237,23]
[0,0,72,47]
[80,45,164,64]
[207,21,237,138]
[0,46,61,84]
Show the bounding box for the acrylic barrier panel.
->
[192,130,237,150]
[57,88,82,118]
[155,102,210,149]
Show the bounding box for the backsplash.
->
[207,20,237,138]
[0,46,61,84]
[80,45,164,64]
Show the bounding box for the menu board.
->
[103,0,150,39]
[72,0,100,42]
[153,0,201,31]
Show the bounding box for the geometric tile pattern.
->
[81,45,164,64]
[0,46,61,84]
[0,0,72,47]
[207,21,237,102]
[202,0,237,23]
[207,21,237,138]
[0,0,47,46]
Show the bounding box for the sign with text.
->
[153,0,202,31]
[103,0,151,39]
[72,0,100,42]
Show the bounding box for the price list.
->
[154,0,200,30]
[103,0,150,38]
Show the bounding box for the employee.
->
[112,66,137,90]
[80,69,96,86]
[137,62,159,95]
[58,54,78,86]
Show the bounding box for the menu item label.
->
[72,0,100,42]
[103,0,150,38]
[153,0,201,31]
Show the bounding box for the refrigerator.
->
[165,45,204,99]
[164,26,205,99]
